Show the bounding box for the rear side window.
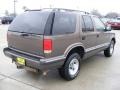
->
[8,11,50,34]
[81,17,86,31]
[52,12,76,35]
[82,15,94,32]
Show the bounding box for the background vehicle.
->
[107,19,120,29]
[117,17,120,20]
[4,8,116,81]
[1,16,14,24]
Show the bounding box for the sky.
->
[0,0,120,16]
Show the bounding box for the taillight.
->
[43,39,52,54]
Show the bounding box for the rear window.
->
[52,12,76,35]
[8,11,50,34]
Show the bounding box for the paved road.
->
[0,25,120,90]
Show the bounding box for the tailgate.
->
[7,31,44,56]
[6,11,51,57]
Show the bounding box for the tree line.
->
[3,9,120,19]
[91,10,120,18]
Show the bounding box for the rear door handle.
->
[82,36,86,40]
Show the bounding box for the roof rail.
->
[44,8,90,14]
[25,8,90,14]
[25,9,42,12]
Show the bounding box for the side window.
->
[81,16,86,31]
[52,12,76,35]
[82,15,94,32]
[93,17,105,31]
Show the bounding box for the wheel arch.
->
[64,43,85,59]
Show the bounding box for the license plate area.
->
[16,57,25,65]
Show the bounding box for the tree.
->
[105,12,119,18]
[5,10,9,16]
[9,13,17,17]
[22,6,29,11]
[91,10,102,17]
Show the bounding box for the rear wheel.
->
[104,40,115,57]
[58,53,81,81]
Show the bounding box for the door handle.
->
[82,36,86,40]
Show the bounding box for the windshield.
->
[101,18,110,23]
[9,11,50,34]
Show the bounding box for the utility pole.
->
[14,0,17,16]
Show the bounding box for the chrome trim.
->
[9,47,44,59]
[40,55,66,63]
[85,43,110,52]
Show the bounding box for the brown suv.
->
[4,8,116,81]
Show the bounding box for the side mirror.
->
[105,24,111,31]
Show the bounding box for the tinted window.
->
[52,12,76,35]
[9,11,50,34]
[82,16,94,32]
[81,17,86,31]
[93,17,105,31]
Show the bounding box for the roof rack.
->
[44,8,90,14]
[25,8,90,15]
[25,9,42,11]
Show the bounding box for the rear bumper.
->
[3,47,65,70]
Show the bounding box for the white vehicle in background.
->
[117,17,120,20]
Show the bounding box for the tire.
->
[104,40,115,57]
[58,53,81,81]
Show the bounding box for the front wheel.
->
[58,53,81,81]
[104,40,115,57]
